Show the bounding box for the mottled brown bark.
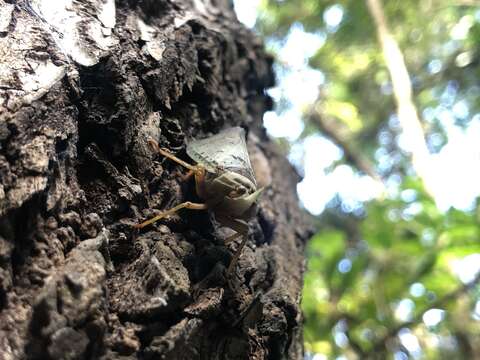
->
[0,1,312,359]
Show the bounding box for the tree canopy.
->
[250,0,480,358]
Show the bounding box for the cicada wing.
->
[186,127,256,185]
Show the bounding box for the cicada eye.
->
[229,186,247,198]
[237,186,247,194]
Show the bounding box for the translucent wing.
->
[186,127,256,185]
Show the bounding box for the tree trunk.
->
[0,1,312,359]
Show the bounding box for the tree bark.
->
[0,1,312,359]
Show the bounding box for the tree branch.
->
[307,107,385,187]
[365,0,436,197]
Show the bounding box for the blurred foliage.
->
[303,181,480,358]
[256,0,480,358]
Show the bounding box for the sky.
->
[233,0,480,216]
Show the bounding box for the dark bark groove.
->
[0,1,312,359]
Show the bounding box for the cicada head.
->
[204,171,263,219]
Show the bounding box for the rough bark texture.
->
[0,1,312,359]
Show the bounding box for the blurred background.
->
[234,0,480,359]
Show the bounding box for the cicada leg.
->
[148,139,196,171]
[224,231,243,244]
[147,139,207,198]
[134,201,208,229]
[226,235,248,276]
[215,214,250,276]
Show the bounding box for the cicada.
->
[135,127,263,275]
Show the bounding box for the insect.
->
[135,127,263,275]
